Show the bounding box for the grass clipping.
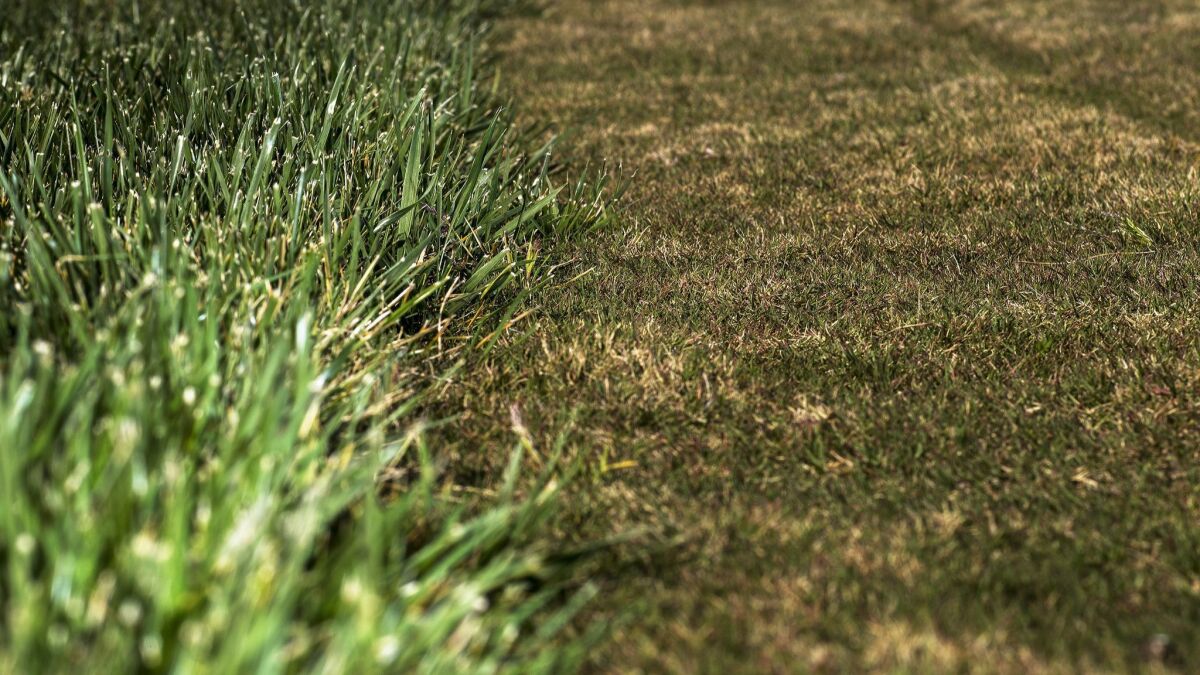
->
[0,0,611,670]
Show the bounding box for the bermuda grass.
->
[0,0,613,671]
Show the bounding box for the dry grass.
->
[424,0,1200,671]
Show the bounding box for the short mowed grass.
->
[431,0,1200,671]
[0,0,612,671]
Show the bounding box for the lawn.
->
[4,0,1200,672]
[437,0,1200,671]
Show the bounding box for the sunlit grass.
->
[0,0,613,670]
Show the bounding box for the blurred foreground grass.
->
[0,0,613,670]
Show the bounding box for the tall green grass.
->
[0,0,611,670]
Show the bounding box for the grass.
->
[0,0,613,671]
[426,0,1200,671]
[5,0,1200,672]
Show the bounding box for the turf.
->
[425,0,1200,671]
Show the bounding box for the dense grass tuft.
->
[0,0,612,670]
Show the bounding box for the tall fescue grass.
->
[0,0,611,670]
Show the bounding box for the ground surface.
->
[439,0,1200,671]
